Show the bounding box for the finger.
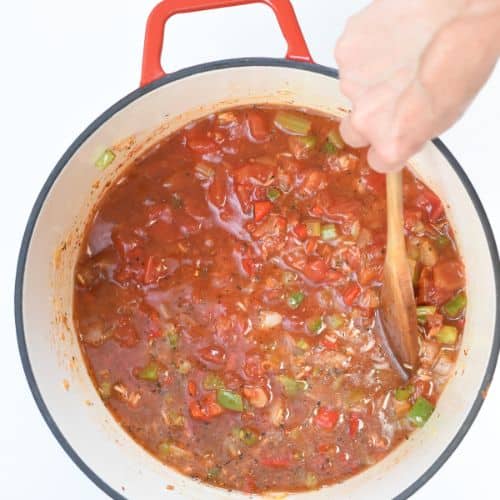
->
[366,146,404,173]
[339,78,367,100]
[339,116,369,148]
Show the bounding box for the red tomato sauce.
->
[74,107,466,492]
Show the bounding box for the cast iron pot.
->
[15,1,500,498]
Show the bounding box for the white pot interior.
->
[19,63,498,499]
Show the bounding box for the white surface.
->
[0,0,498,498]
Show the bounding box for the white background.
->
[1,1,499,498]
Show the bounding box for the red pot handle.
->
[141,0,313,87]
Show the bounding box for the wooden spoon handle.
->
[381,169,419,371]
[386,171,405,258]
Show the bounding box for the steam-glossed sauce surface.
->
[74,107,466,493]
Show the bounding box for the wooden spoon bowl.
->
[378,171,419,376]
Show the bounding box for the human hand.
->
[335,0,500,172]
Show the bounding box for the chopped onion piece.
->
[259,311,283,329]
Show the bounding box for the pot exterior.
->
[16,59,500,500]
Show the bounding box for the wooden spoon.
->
[378,171,419,376]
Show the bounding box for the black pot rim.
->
[15,57,500,500]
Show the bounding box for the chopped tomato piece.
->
[433,260,465,292]
[247,110,269,141]
[242,475,258,493]
[343,282,361,306]
[416,187,444,222]
[321,336,338,350]
[243,386,268,408]
[303,258,328,282]
[413,379,436,404]
[254,201,273,222]
[311,205,323,216]
[147,328,162,341]
[187,380,197,397]
[189,393,223,421]
[364,170,386,194]
[300,169,327,196]
[294,223,308,240]
[199,346,226,365]
[241,258,256,277]
[320,195,362,223]
[305,238,318,255]
[314,407,340,430]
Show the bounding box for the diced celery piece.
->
[407,397,434,427]
[282,271,298,286]
[347,388,365,406]
[394,385,414,401]
[216,389,243,412]
[305,220,321,237]
[165,327,179,349]
[307,317,324,334]
[238,428,258,446]
[158,442,171,457]
[287,291,305,309]
[321,224,338,241]
[327,129,345,149]
[274,111,312,135]
[177,360,192,374]
[203,373,225,390]
[98,381,112,399]
[323,140,336,154]
[436,235,450,247]
[296,338,310,351]
[267,187,281,202]
[325,313,344,329]
[95,149,115,170]
[296,135,317,150]
[207,466,221,480]
[305,472,318,489]
[436,325,458,344]
[278,375,308,397]
[443,292,466,317]
[137,361,159,382]
[416,305,437,324]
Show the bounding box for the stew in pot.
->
[74,106,466,493]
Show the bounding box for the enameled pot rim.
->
[14,57,500,500]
